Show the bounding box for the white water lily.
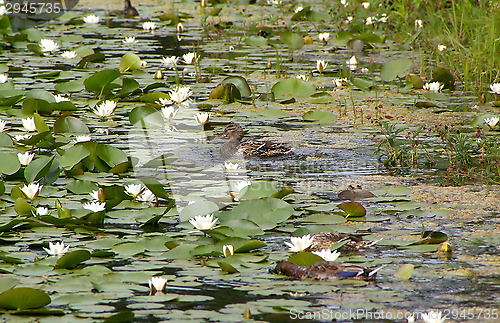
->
[20,183,43,200]
[194,112,209,126]
[83,14,99,24]
[422,310,445,323]
[318,32,330,44]
[18,151,35,166]
[122,36,137,44]
[15,134,31,141]
[182,52,198,65]
[156,98,173,107]
[415,19,423,30]
[312,249,341,261]
[234,180,251,192]
[89,189,103,201]
[74,135,91,143]
[423,82,444,92]
[140,60,148,68]
[437,44,446,52]
[484,116,499,129]
[61,51,77,59]
[161,106,178,120]
[137,189,156,203]
[92,100,117,118]
[148,276,167,293]
[223,245,234,257]
[0,73,8,83]
[83,201,106,212]
[0,119,6,132]
[224,162,240,170]
[285,234,315,252]
[347,55,358,71]
[39,39,59,53]
[142,21,157,31]
[361,2,370,9]
[189,214,218,231]
[296,74,309,81]
[125,183,144,198]
[54,94,70,103]
[316,59,328,73]
[169,86,193,106]
[489,82,500,94]
[35,207,50,216]
[22,117,36,132]
[162,56,179,67]
[333,77,348,87]
[43,241,69,256]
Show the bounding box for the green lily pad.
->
[55,250,92,269]
[394,264,414,281]
[287,252,324,267]
[0,287,51,310]
[244,36,268,47]
[119,53,142,72]
[337,201,366,218]
[380,58,412,82]
[271,79,315,100]
[302,110,336,124]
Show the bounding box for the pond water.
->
[0,1,498,322]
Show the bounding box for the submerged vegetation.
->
[0,0,498,321]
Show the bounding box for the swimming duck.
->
[273,261,384,281]
[220,123,293,159]
[311,232,382,253]
[123,0,139,18]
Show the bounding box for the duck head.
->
[222,123,244,141]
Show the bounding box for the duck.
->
[220,123,293,159]
[273,261,385,281]
[311,232,382,253]
[123,0,139,18]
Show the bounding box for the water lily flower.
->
[92,100,117,118]
[0,73,8,83]
[415,19,423,30]
[83,14,99,24]
[125,183,144,199]
[316,59,328,73]
[223,245,234,257]
[294,6,303,13]
[176,22,184,33]
[122,36,137,44]
[161,106,178,120]
[347,56,358,71]
[312,249,340,261]
[234,180,251,192]
[422,310,445,323]
[285,234,315,252]
[89,189,105,202]
[182,52,198,65]
[484,116,499,129]
[162,56,179,67]
[140,60,148,68]
[43,241,69,256]
[142,21,157,31]
[318,32,330,44]
[74,135,91,143]
[138,189,156,203]
[15,134,31,141]
[296,74,309,81]
[437,44,446,52]
[61,51,77,59]
[489,83,500,94]
[224,162,240,170]
[18,151,35,166]
[39,39,59,53]
[0,119,7,132]
[22,117,36,132]
[169,86,193,107]
[423,81,444,92]
[361,2,370,9]
[20,183,43,200]
[35,207,50,216]
[189,214,218,231]
[54,94,70,103]
[149,276,167,294]
[83,201,106,212]
[332,77,348,87]
[194,112,209,126]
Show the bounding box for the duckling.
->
[273,261,384,281]
[220,123,292,159]
[311,232,382,253]
[123,0,139,18]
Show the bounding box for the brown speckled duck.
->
[311,232,382,253]
[220,123,293,159]
[273,261,384,281]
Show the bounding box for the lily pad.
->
[0,287,51,310]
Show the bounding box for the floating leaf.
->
[14,198,35,216]
[244,36,268,47]
[406,73,424,89]
[24,156,54,183]
[84,69,121,97]
[337,201,366,218]
[104,310,135,323]
[129,106,163,129]
[287,252,324,267]
[119,53,142,73]
[415,231,448,245]
[221,76,251,97]
[179,201,219,222]
[431,67,455,90]
[271,78,315,100]
[302,110,336,124]
[218,261,239,274]
[208,83,241,103]
[55,250,92,269]
[0,287,51,310]
[380,58,413,82]
[280,31,304,50]
[139,177,170,200]
[22,99,52,115]
[394,264,414,281]
[0,152,20,175]
[53,116,90,134]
